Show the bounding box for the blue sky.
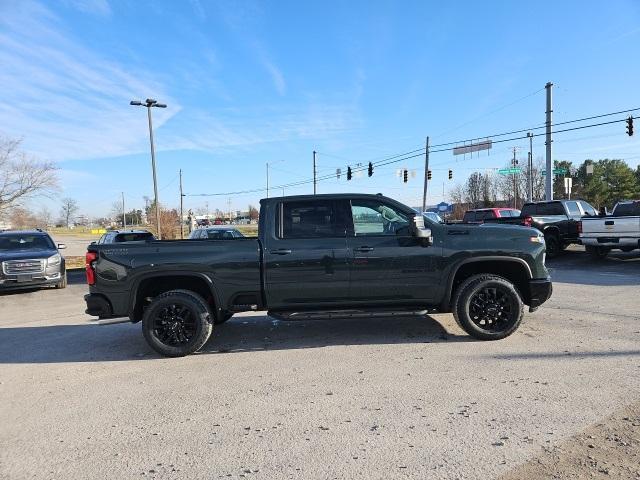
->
[1,0,639,217]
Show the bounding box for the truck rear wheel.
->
[142,289,213,357]
[585,245,610,259]
[452,274,524,340]
[544,232,561,258]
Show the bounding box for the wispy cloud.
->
[0,1,178,161]
[262,60,286,96]
[62,0,111,17]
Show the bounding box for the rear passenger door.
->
[263,199,351,308]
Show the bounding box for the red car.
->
[463,208,521,223]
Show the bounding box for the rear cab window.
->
[278,200,348,238]
[114,232,154,242]
[613,201,640,216]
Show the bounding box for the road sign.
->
[541,168,568,176]
[453,140,492,156]
[498,168,522,175]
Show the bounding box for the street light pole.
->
[131,98,166,239]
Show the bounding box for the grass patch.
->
[65,256,85,269]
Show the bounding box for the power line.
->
[186,110,639,198]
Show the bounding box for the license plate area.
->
[16,274,33,283]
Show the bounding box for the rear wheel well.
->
[450,261,530,307]
[133,275,217,321]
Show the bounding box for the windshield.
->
[0,234,55,251]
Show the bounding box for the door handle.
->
[270,249,292,255]
[354,246,374,253]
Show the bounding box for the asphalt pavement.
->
[0,250,639,479]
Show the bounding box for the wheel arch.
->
[441,257,533,311]
[129,272,222,322]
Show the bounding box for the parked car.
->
[85,193,551,357]
[580,200,640,258]
[423,211,444,224]
[189,227,245,240]
[463,208,520,223]
[486,200,598,257]
[0,229,67,290]
[95,230,155,244]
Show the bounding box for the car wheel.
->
[142,289,213,357]
[585,245,610,260]
[55,272,67,289]
[452,274,524,340]
[215,312,233,325]
[544,233,561,258]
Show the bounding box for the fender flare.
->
[128,270,223,321]
[441,256,533,310]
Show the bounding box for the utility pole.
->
[527,132,534,202]
[227,198,232,223]
[422,136,430,212]
[511,147,518,209]
[313,150,317,195]
[545,82,553,200]
[179,169,184,239]
[266,162,270,198]
[121,192,126,228]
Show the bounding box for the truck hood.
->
[0,249,57,261]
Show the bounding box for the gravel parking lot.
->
[1,248,639,479]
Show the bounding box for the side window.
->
[565,201,581,216]
[521,204,536,216]
[351,200,410,236]
[463,212,474,222]
[538,202,564,215]
[579,201,597,216]
[280,200,346,239]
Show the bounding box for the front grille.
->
[2,259,45,275]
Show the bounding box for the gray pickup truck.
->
[84,193,552,357]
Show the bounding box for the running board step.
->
[268,309,429,321]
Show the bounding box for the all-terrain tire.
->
[544,232,561,258]
[55,272,67,289]
[452,274,524,340]
[142,289,213,357]
[585,245,610,260]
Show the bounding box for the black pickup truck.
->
[485,199,598,256]
[85,193,552,357]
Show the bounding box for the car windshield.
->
[0,234,54,251]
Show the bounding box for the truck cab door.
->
[346,199,442,304]
[263,199,350,309]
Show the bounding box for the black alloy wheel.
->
[468,285,518,332]
[452,274,524,340]
[142,290,213,357]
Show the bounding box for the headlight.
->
[530,235,545,244]
[47,253,61,267]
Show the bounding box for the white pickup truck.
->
[580,200,640,258]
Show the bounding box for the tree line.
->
[449,157,640,215]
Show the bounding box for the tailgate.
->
[581,217,640,236]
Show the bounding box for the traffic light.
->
[368,162,373,177]
[347,166,352,181]
[627,116,634,136]
[427,170,432,180]
[448,169,453,180]
[403,169,408,183]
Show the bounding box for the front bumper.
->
[0,272,62,290]
[526,278,553,312]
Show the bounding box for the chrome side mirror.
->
[412,215,433,244]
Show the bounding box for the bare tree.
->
[60,198,79,228]
[8,207,38,229]
[0,137,58,214]
[248,205,259,221]
[36,206,53,229]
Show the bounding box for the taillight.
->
[577,221,582,234]
[523,216,533,227]
[85,251,97,285]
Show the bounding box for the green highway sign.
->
[498,168,522,175]
[541,168,568,176]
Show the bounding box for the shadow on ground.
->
[0,314,470,364]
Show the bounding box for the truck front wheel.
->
[452,274,524,340]
[142,289,213,357]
